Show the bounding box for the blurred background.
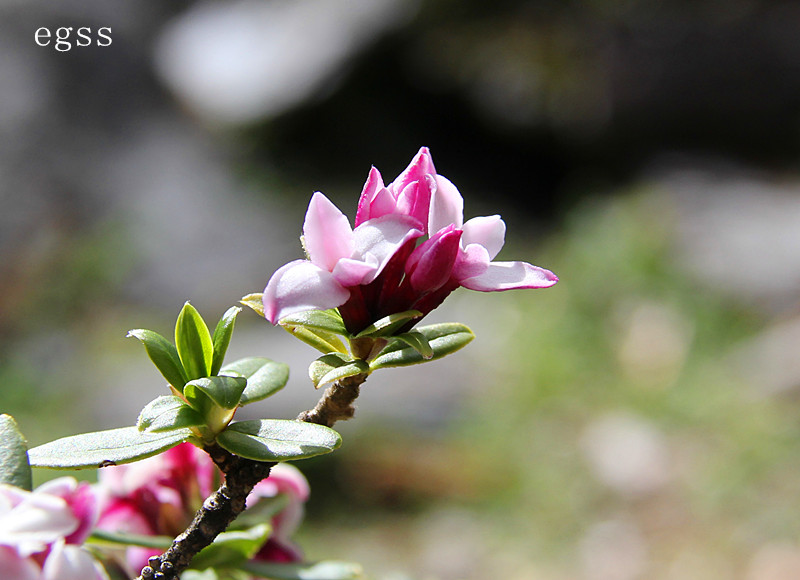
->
[3,1,800,578]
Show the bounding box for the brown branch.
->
[135,443,273,580]
[134,373,369,579]
[296,373,369,426]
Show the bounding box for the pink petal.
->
[428,175,464,234]
[303,192,354,272]
[126,546,160,576]
[407,227,462,293]
[460,261,559,291]
[367,187,397,223]
[461,215,506,260]
[355,166,386,226]
[95,500,152,536]
[251,464,310,542]
[395,174,434,229]
[162,442,217,499]
[251,464,310,505]
[352,215,423,284]
[0,546,40,580]
[331,256,379,287]
[453,243,491,281]
[263,260,350,323]
[390,146,436,195]
[35,478,97,546]
[256,537,303,563]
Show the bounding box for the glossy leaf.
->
[394,331,433,359]
[217,420,341,462]
[211,306,242,376]
[282,325,348,354]
[353,310,422,338]
[370,323,474,369]
[221,357,289,405]
[239,293,265,318]
[137,396,205,433]
[241,560,365,580]
[0,414,32,490]
[175,302,214,381]
[28,426,193,469]
[309,353,370,389]
[127,329,188,390]
[280,309,347,335]
[190,524,271,570]
[184,376,247,412]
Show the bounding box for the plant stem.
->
[133,373,368,579]
[296,373,368,426]
[135,443,273,580]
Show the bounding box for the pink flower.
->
[0,478,106,580]
[263,147,557,334]
[94,442,310,574]
[354,147,436,228]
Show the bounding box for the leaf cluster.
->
[27,303,341,469]
[241,294,475,388]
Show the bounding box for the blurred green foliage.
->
[300,190,798,579]
[2,187,798,578]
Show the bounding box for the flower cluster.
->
[93,442,310,575]
[264,147,557,334]
[0,478,106,580]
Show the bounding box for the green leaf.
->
[353,310,422,338]
[211,306,242,376]
[0,414,32,490]
[137,396,205,433]
[234,494,289,528]
[190,524,271,570]
[184,570,250,580]
[89,529,172,550]
[175,302,214,381]
[221,357,290,405]
[181,570,222,580]
[239,293,265,318]
[184,376,247,412]
[280,309,347,335]
[370,323,474,369]
[309,354,370,389]
[394,331,433,359]
[28,426,193,469]
[282,325,348,354]
[127,329,188,390]
[217,420,341,462]
[241,560,365,580]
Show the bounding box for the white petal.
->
[0,547,40,580]
[460,261,559,291]
[428,175,463,234]
[263,260,350,323]
[352,215,422,283]
[461,215,506,260]
[0,487,77,556]
[43,542,109,580]
[302,192,353,271]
